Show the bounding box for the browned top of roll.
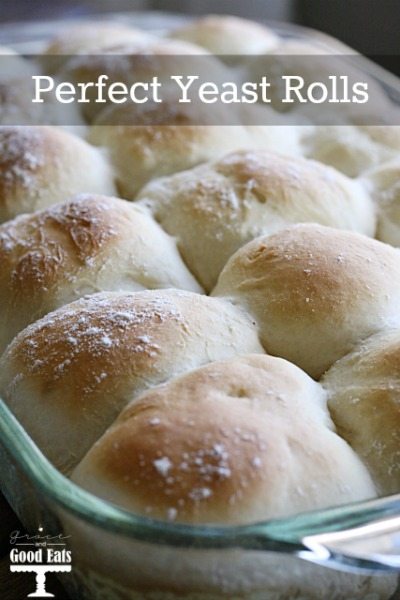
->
[213,224,400,378]
[0,290,263,472]
[0,126,116,221]
[72,354,375,524]
[0,194,202,352]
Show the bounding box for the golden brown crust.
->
[0,290,263,472]
[92,396,273,523]
[0,194,202,352]
[212,224,400,378]
[138,150,375,290]
[2,198,116,288]
[72,354,376,524]
[0,127,116,221]
[88,98,251,197]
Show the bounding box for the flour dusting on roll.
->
[72,354,376,524]
[138,150,375,291]
[0,126,116,222]
[0,290,263,473]
[0,194,202,352]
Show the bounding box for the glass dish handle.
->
[300,514,400,572]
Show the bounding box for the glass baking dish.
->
[0,10,400,599]
[1,401,400,599]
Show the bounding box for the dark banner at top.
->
[0,53,399,126]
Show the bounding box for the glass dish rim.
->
[2,398,400,555]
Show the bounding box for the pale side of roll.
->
[322,329,400,495]
[212,224,400,379]
[0,46,36,81]
[0,290,263,473]
[301,125,400,177]
[242,103,306,155]
[0,194,202,352]
[0,45,23,55]
[0,78,85,128]
[0,51,74,125]
[138,150,375,291]
[362,156,400,246]
[72,354,376,525]
[245,124,305,157]
[169,14,278,56]
[0,126,116,222]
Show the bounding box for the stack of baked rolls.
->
[0,14,399,600]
